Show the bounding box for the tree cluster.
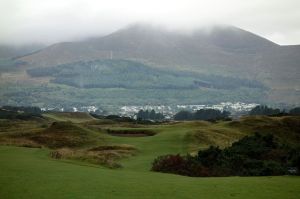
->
[289,107,300,116]
[27,59,264,90]
[249,105,280,116]
[2,106,41,114]
[249,105,300,116]
[173,109,230,121]
[136,110,164,121]
[0,106,42,120]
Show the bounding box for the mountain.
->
[19,24,278,71]
[1,24,298,107]
[18,24,299,82]
[0,44,44,59]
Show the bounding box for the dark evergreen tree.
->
[137,109,165,121]
[290,107,300,115]
[249,105,280,116]
[149,110,156,120]
[173,110,193,120]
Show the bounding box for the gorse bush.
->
[152,133,300,177]
[151,154,211,177]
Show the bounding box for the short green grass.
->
[0,146,299,199]
[0,116,300,198]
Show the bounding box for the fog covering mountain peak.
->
[18,23,279,67]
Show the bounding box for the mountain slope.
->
[0,44,44,59]
[26,59,264,90]
[19,24,278,70]
[10,24,300,105]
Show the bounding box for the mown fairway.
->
[0,115,300,198]
[1,146,300,199]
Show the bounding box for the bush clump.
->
[152,133,300,177]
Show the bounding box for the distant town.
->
[41,102,259,119]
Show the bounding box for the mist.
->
[0,0,300,46]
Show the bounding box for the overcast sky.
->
[0,0,300,45]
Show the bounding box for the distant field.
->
[0,115,299,198]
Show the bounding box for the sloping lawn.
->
[0,146,299,199]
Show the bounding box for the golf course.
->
[0,112,300,198]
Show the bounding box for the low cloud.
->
[0,0,299,45]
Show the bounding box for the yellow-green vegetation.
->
[0,119,47,148]
[0,115,299,198]
[30,121,101,148]
[227,116,300,146]
[50,144,137,168]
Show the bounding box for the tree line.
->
[173,109,230,121]
[249,105,300,116]
[0,106,42,120]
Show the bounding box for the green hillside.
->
[27,59,264,90]
[0,59,267,108]
[0,81,266,108]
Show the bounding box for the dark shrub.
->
[260,161,287,176]
[152,133,299,177]
[197,146,223,167]
[152,154,186,175]
[151,154,211,177]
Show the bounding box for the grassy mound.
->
[183,116,300,154]
[185,129,244,149]
[0,119,47,148]
[227,116,300,146]
[31,121,96,148]
[50,144,137,168]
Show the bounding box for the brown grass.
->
[30,122,96,148]
[226,115,300,146]
[0,137,42,148]
[50,144,137,168]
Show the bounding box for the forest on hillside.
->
[27,59,265,90]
